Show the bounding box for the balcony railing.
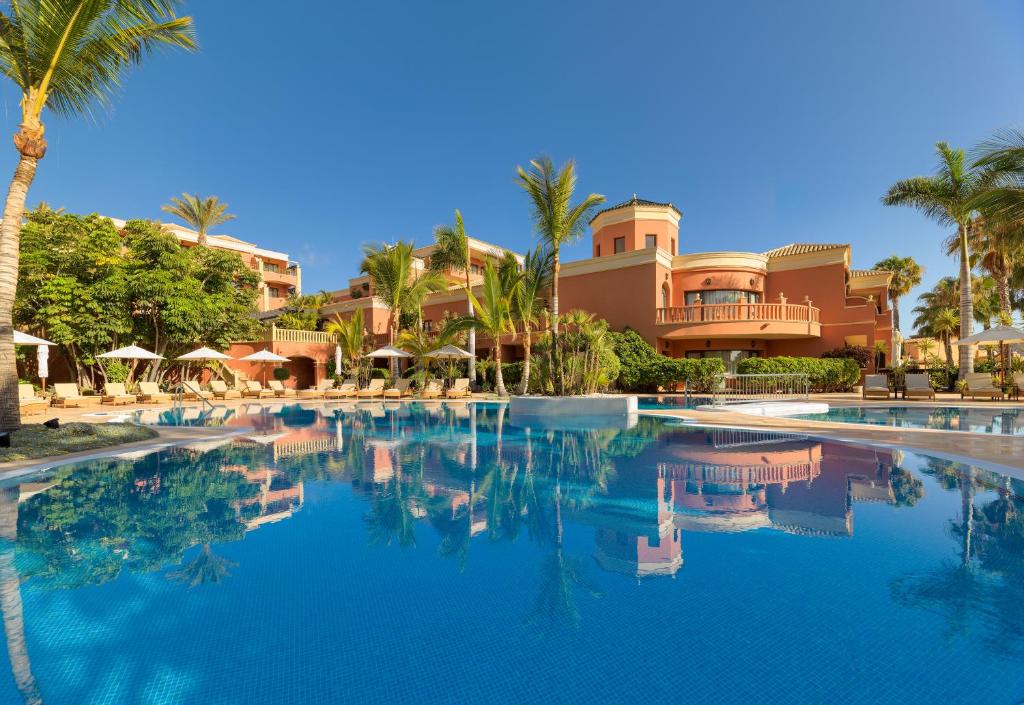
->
[656,302,820,325]
[267,326,335,344]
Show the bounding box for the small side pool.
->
[794,404,1024,435]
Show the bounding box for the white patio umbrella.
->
[365,345,413,379]
[422,344,473,359]
[177,346,233,385]
[97,344,164,384]
[334,344,343,378]
[239,348,290,385]
[957,324,1024,384]
[14,330,55,389]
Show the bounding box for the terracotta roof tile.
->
[762,243,848,258]
[590,194,682,223]
[850,268,890,278]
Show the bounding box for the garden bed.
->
[0,423,158,463]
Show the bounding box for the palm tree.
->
[883,142,984,378]
[931,307,960,368]
[443,259,521,396]
[873,255,923,333]
[516,157,605,394]
[429,209,478,383]
[971,128,1024,225]
[965,218,1023,319]
[508,248,552,394]
[161,193,235,247]
[325,308,367,380]
[360,241,447,375]
[0,1,195,432]
[913,277,960,363]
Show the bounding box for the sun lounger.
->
[209,380,241,400]
[52,383,88,408]
[862,374,890,400]
[420,380,442,399]
[356,378,385,398]
[243,380,274,399]
[137,381,172,404]
[1013,373,1024,401]
[903,373,935,400]
[383,379,413,399]
[268,380,297,398]
[298,379,334,399]
[101,382,137,405]
[18,384,49,415]
[182,380,214,400]
[326,381,357,399]
[962,373,1003,400]
[445,378,471,399]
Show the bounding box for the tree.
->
[161,193,235,247]
[325,308,367,381]
[508,248,552,394]
[883,142,984,378]
[275,291,330,330]
[516,157,605,395]
[931,307,960,368]
[873,255,922,333]
[429,210,478,383]
[971,128,1024,225]
[443,259,521,396]
[964,218,1023,319]
[0,0,195,431]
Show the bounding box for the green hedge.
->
[609,329,725,393]
[737,356,859,392]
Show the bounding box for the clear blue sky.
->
[4,0,1023,328]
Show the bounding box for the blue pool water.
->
[637,394,706,410]
[794,404,1024,435]
[2,402,1023,703]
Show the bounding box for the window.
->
[686,350,760,375]
[671,238,677,256]
[645,234,657,249]
[685,290,761,305]
[263,262,280,273]
[614,237,625,254]
[268,286,280,298]
[423,320,434,332]
[595,244,601,257]
[661,283,670,308]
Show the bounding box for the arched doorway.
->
[662,282,671,309]
[285,356,317,389]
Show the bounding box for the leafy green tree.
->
[873,255,923,333]
[275,291,330,330]
[161,193,235,247]
[516,157,605,395]
[429,210,478,382]
[325,308,368,381]
[0,0,196,431]
[883,142,984,378]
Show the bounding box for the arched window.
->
[661,283,671,308]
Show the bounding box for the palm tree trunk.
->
[0,152,41,432]
[494,338,506,397]
[957,223,974,379]
[550,252,563,396]
[997,275,1011,319]
[519,332,532,395]
[0,488,41,705]
[892,296,901,333]
[466,271,476,384]
[943,334,953,369]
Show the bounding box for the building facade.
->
[110,218,301,312]
[315,195,894,376]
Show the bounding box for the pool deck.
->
[6,392,1024,480]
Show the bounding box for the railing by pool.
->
[656,302,820,325]
[709,373,810,406]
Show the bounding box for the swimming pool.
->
[2,401,1022,703]
[794,404,1024,435]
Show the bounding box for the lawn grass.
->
[0,423,159,463]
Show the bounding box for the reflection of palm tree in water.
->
[168,543,238,588]
[0,487,41,704]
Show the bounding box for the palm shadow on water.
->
[890,460,1024,655]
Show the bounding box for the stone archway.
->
[284,356,317,389]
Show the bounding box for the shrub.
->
[821,344,872,368]
[737,356,860,392]
[272,366,291,382]
[610,329,724,392]
[369,367,390,381]
[102,360,130,384]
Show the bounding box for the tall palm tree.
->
[360,241,447,376]
[0,1,195,432]
[507,248,552,394]
[161,193,235,247]
[444,259,521,396]
[325,308,367,380]
[913,277,960,363]
[971,128,1024,225]
[429,209,478,383]
[516,157,605,394]
[873,255,923,333]
[883,142,984,378]
[965,218,1023,319]
[931,307,960,369]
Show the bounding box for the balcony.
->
[655,302,821,339]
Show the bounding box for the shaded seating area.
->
[101,383,136,405]
[298,379,334,399]
[383,379,413,399]
[183,380,214,400]
[242,380,274,399]
[445,378,471,399]
[420,381,442,399]
[961,373,1004,401]
[326,380,357,399]
[138,382,172,404]
[18,384,48,416]
[903,373,936,400]
[210,380,241,399]
[268,380,296,398]
[862,375,890,400]
[356,379,385,398]
[51,383,96,408]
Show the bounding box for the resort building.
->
[109,217,301,312]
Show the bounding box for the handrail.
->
[267,326,336,344]
[656,302,820,325]
[710,373,810,406]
